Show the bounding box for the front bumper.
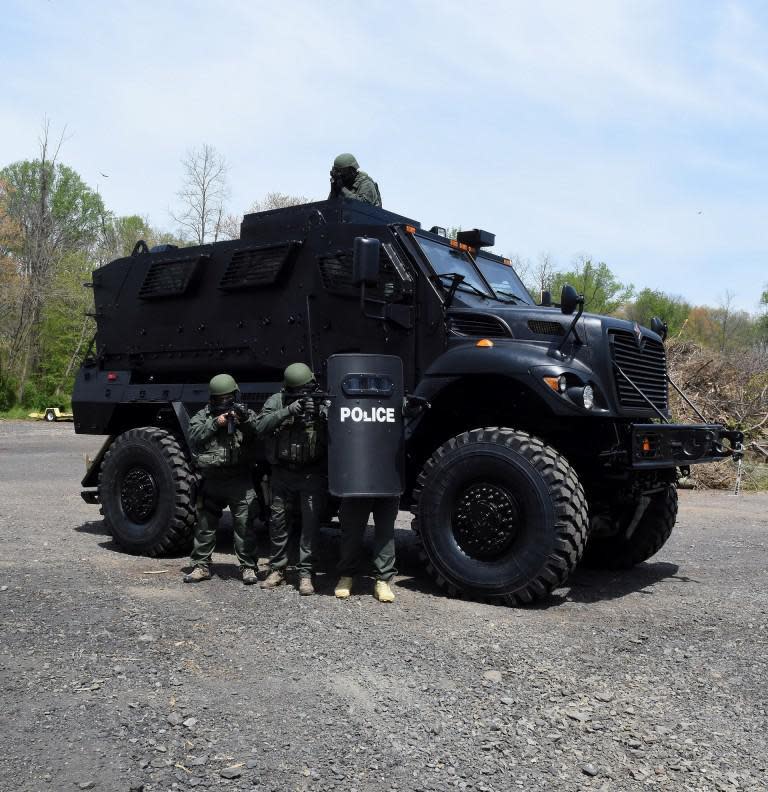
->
[630,424,744,469]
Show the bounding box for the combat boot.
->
[298,576,315,596]
[260,569,286,589]
[374,580,395,603]
[334,576,354,599]
[241,567,258,585]
[183,564,211,583]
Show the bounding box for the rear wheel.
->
[99,427,196,555]
[44,409,56,422]
[583,485,678,569]
[412,428,588,604]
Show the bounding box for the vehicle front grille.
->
[447,313,511,338]
[610,330,668,411]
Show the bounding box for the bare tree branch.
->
[170,144,230,245]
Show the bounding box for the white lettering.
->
[338,404,399,423]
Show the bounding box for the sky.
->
[2,0,767,312]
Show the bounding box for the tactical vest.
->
[264,396,327,468]
[191,410,257,472]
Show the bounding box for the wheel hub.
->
[120,467,158,524]
[452,483,520,561]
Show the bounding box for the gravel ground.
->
[1,420,767,792]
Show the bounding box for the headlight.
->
[566,384,595,409]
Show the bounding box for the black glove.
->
[330,170,343,196]
[288,399,305,416]
[233,403,249,422]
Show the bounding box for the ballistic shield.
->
[327,354,404,498]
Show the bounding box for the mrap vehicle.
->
[73,198,742,604]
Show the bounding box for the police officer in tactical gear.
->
[334,396,427,603]
[184,374,260,585]
[328,153,382,207]
[255,363,329,596]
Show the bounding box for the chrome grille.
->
[610,330,668,411]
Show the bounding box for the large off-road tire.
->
[412,428,588,604]
[582,485,678,569]
[98,427,196,556]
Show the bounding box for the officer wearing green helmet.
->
[184,374,260,584]
[255,363,329,595]
[328,153,382,207]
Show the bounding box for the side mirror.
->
[560,284,582,315]
[352,236,381,286]
[650,316,668,341]
[540,290,552,307]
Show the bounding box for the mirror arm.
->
[359,281,388,321]
[557,299,584,353]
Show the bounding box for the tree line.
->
[0,133,766,412]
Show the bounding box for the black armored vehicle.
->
[73,199,742,604]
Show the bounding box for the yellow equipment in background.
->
[28,407,74,423]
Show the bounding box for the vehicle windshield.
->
[415,236,494,300]
[475,253,533,305]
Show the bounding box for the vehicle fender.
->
[81,435,116,488]
[424,342,558,378]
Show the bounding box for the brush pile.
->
[666,341,768,489]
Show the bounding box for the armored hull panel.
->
[88,200,419,385]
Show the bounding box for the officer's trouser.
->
[190,471,258,569]
[268,467,327,578]
[337,497,398,582]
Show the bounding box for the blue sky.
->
[2,1,766,311]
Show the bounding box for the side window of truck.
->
[318,242,414,302]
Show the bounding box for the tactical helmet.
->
[283,362,314,389]
[333,153,359,170]
[209,373,238,396]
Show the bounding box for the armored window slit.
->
[318,244,412,302]
[219,242,300,291]
[138,255,207,299]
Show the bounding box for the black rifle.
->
[211,401,249,434]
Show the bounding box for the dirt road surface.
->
[1,421,766,791]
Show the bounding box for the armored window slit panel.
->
[318,246,410,302]
[138,255,208,300]
[218,242,300,291]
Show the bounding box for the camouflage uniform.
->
[329,170,382,207]
[255,392,328,579]
[188,405,259,570]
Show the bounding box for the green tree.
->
[758,285,768,346]
[623,289,691,337]
[98,214,185,264]
[0,129,104,403]
[550,257,634,315]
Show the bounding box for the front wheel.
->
[412,428,588,604]
[582,485,678,569]
[99,427,196,555]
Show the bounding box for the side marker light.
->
[476,339,494,348]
